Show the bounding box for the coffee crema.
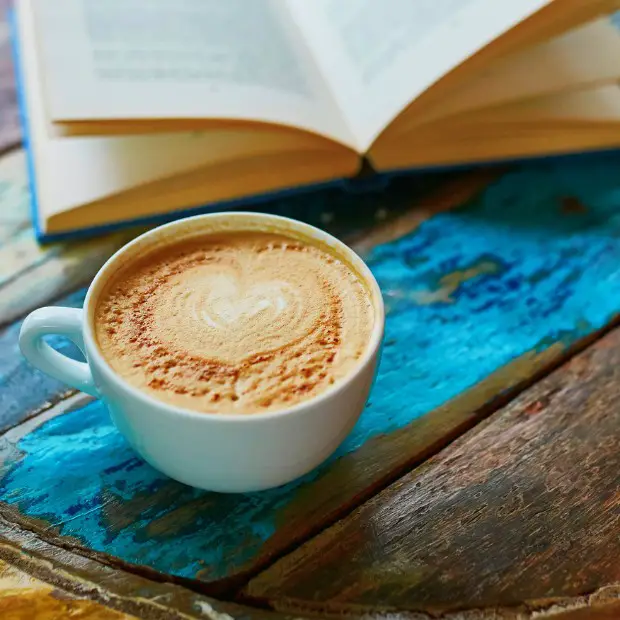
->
[95,231,374,414]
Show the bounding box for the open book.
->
[14,0,620,240]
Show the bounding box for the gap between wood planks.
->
[0,514,294,620]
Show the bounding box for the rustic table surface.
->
[1,26,620,620]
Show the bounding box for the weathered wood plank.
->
[244,324,620,618]
[0,506,296,619]
[1,414,617,620]
[1,158,620,593]
[0,0,22,155]
[349,168,501,254]
[2,445,615,620]
[0,288,86,432]
[0,149,30,243]
[0,230,143,328]
[0,559,138,619]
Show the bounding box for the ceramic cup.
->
[19,213,385,492]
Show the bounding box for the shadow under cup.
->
[22,212,385,492]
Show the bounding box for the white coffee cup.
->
[19,213,385,492]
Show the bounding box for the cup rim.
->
[83,211,385,423]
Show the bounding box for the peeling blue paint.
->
[3,157,620,581]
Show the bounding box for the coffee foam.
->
[95,231,374,414]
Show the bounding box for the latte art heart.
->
[95,232,374,414]
[188,275,295,330]
[161,262,321,362]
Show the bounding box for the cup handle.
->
[19,307,98,397]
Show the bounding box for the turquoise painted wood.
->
[2,157,620,588]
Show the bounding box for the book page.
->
[288,0,551,150]
[369,84,620,171]
[401,17,620,128]
[31,0,356,148]
[18,0,351,223]
[456,84,620,124]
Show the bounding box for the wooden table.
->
[1,140,620,620]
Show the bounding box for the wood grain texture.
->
[0,559,137,619]
[0,475,617,620]
[2,158,620,592]
[0,509,297,620]
[245,323,620,618]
